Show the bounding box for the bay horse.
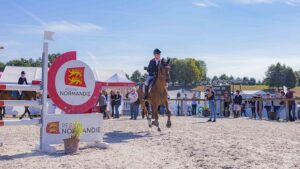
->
[0,90,37,120]
[138,58,171,132]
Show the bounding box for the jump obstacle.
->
[0,48,107,152]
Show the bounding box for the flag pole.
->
[40,31,51,151]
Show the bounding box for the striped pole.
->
[0,100,41,108]
[0,119,40,127]
[0,84,40,91]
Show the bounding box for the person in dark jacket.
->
[18,71,32,119]
[114,91,122,118]
[233,90,243,118]
[110,90,116,118]
[144,48,161,99]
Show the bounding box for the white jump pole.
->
[40,41,48,151]
[0,100,41,107]
[1,119,40,126]
[0,84,40,91]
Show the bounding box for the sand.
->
[1,116,300,169]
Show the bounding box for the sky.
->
[0,0,300,81]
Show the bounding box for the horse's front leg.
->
[151,104,161,132]
[165,101,172,128]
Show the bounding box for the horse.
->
[0,90,37,120]
[138,58,171,132]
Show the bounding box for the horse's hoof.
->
[157,128,161,132]
[166,120,171,128]
[152,121,158,127]
[148,124,152,128]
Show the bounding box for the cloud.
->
[193,0,218,8]
[285,0,300,6]
[234,0,300,6]
[234,0,274,4]
[43,21,103,33]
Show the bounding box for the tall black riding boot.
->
[144,86,149,99]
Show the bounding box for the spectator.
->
[249,97,257,119]
[223,91,231,117]
[191,93,198,116]
[128,88,139,120]
[286,88,296,122]
[233,90,243,118]
[18,71,32,120]
[114,91,122,118]
[18,71,28,99]
[264,93,272,120]
[241,100,247,117]
[273,89,283,120]
[183,94,189,116]
[206,86,216,122]
[176,92,181,116]
[256,95,263,120]
[110,90,116,118]
[98,90,108,119]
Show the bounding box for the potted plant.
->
[202,106,210,117]
[64,121,83,154]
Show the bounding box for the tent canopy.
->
[240,90,267,99]
[0,66,135,87]
[0,66,41,84]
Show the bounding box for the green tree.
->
[249,77,256,85]
[284,68,297,88]
[242,77,249,85]
[265,62,297,88]
[130,70,142,83]
[219,74,229,80]
[169,58,206,86]
[0,61,5,71]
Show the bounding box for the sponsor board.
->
[42,113,103,145]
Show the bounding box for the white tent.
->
[105,73,134,83]
[0,66,41,84]
[93,68,127,82]
[240,90,267,99]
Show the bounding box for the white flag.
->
[44,31,54,41]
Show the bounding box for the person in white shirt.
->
[128,88,139,120]
[273,89,283,120]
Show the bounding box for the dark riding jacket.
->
[147,59,159,76]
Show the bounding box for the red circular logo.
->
[48,51,100,114]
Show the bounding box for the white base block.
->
[87,141,109,149]
[39,145,57,154]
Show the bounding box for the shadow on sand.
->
[104,130,151,144]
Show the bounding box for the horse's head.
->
[158,58,171,83]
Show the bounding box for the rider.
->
[144,48,161,99]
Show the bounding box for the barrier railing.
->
[0,84,40,91]
[168,98,300,121]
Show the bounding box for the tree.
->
[0,61,5,71]
[284,68,297,88]
[212,76,219,82]
[48,53,60,65]
[242,77,249,85]
[130,70,142,83]
[249,77,256,85]
[265,62,297,88]
[219,74,229,80]
[169,58,206,85]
